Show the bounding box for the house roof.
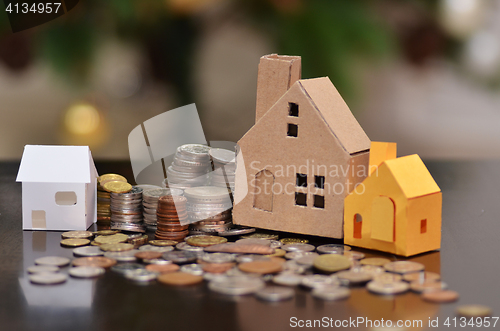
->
[383,154,441,198]
[298,77,370,154]
[16,145,98,183]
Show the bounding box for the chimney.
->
[369,142,397,175]
[255,54,301,123]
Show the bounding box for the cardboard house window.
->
[287,124,298,137]
[296,173,307,187]
[353,213,362,239]
[253,170,274,212]
[313,195,324,209]
[295,192,307,206]
[314,175,325,189]
[421,219,427,233]
[55,191,77,205]
[288,102,299,117]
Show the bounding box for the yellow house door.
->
[371,196,395,242]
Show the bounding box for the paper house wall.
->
[233,54,371,239]
[16,145,98,231]
[344,142,442,256]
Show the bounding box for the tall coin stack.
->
[209,148,236,192]
[184,186,233,233]
[164,144,211,190]
[109,186,145,233]
[155,195,189,241]
[97,174,128,227]
[142,188,183,232]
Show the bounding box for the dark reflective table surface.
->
[1,161,499,331]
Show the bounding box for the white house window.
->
[55,191,77,205]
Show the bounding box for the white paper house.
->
[16,145,98,231]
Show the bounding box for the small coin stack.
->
[142,188,183,232]
[97,174,128,227]
[209,148,236,192]
[184,186,233,233]
[165,144,211,190]
[155,195,189,241]
[109,186,145,233]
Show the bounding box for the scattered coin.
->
[29,272,68,285]
[236,238,272,246]
[236,255,271,264]
[186,235,228,247]
[135,251,163,260]
[256,286,295,301]
[282,243,315,252]
[456,304,492,317]
[360,257,391,267]
[280,238,308,244]
[312,287,351,301]
[73,246,104,257]
[158,272,204,286]
[69,266,105,278]
[202,263,234,274]
[367,281,410,295]
[240,233,278,240]
[104,250,139,262]
[205,243,274,255]
[92,230,120,236]
[285,251,316,260]
[296,253,320,267]
[139,245,174,253]
[61,231,93,239]
[61,238,90,247]
[149,240,178,247]
[267,249,286,257]
[111,263,144,275]
[217,227,256,236]
[99,243,134,252]
[384,261,425,274]
[238,260,283,274]
[94,233,129,245]
[72,256,117,268]
[146,264,180,274]
[301,274,339,289]
[316,244,351,254]
[403,271,441,283]
[273,273,304,286]
[313,254,351,273]
[180,264,204,276]
[124,269,158,282]
[208,276,265,295]
[422,290,459,303]
[358,265,386,276]
[202,253,235,264]
[336,270,373,285]
[341,251,365,260]
[35,256,71,267]
[176,242,204,252]
[410,280,447,293]
[27,265,59,274]
[162,251,198,264]
[373,273,403,283]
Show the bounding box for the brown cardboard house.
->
[233,54,371,238]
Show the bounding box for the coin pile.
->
[109,186,145,232]
[155,195,189,241]
[97,174,128,227]
[142,188,184,232]
[209,148,236,192]
[165,144,211,190]
[184,186,233,233]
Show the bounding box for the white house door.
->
[253,170,274,212]
[371,196,395,242]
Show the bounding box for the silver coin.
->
[273,273,304,286]
[339,251,365,260]
[236,255,271,264]
[316,244,351,254]
[35,256,71,267]
[203,272,228,282]
[358,265,386,276]
[125,269,158,282]
[312,287,350,301]
[69,266,105,278]
[301,274,339,289]
[209,148,235,164]
[208,276,265,295]
[143,188,183,199]
[410,280,448,293]
[104,250,139,262]
[217,227,255,237]
[144,258,171,265]
[335,270,373,285]
[184,186,231,200]
[73,246,104,257]
[373,273,403,283]
[384,261,425,274]
[176,242,204,252]
[111,263,144,275]
[162,251,198,264]
[201,253,235,264]
[282,243,315,253]
[367,280,410,295]
[269,240,282,249]
[29,272,68,285]
[139,245,174,253]
[295,253,320,266]
[27,265,60,274]
[180,264,204,276]
[282,260,307,274]
[255,286,294,302]
[285,251,317,260]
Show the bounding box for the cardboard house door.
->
[253,170,274,212]
[371,196,395,242]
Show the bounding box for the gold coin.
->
[60,238,90,247]
[72,256,117,268]
[93,230,120,236]
[280,238,308,244]
[360,257,391,267]
[61,231,93,239]
[98,173,127,184]
[266,248,286,257]
[186,235,227,247]
[457,305,492,317]
[99,243,134,252]
[149,240,178,247]
[90,241,101,246]
[238,260,283,274]
[313,254,351,273]
[241,233,279,240]
[102,181,132,193]
[158,272,203,286]
[94,233,129,245]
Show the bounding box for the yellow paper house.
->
[344,142,442,256]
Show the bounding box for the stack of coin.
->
[155,195,189,241]
[164,144,211,190]
[142,188,183,232]
[209,148,236,192]
[184,186,233,233]
[97,174,128,227]
[109,186,145,233]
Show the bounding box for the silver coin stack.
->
[142,188,184,232]
[110,186,145,233]
[164,144,211,190]
[184,186,233,233]
[209,148,236,192]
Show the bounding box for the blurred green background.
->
[0,0,499,160]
